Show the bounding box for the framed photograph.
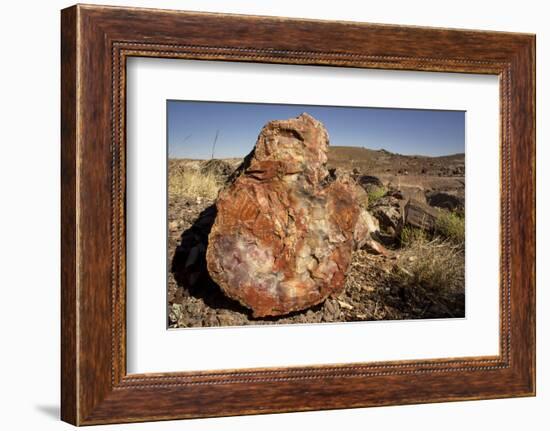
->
[61,4,536,425]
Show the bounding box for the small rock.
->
[325,299,337,314]
[203,313,219,327]
[395,265,413,277]
[337,300,354,310]
[363,239,388,256]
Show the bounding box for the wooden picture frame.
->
[61,4,535,425]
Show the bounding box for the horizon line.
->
[168,145,465,160]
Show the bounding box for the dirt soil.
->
[167,195,398,328]
[167,193,461,329]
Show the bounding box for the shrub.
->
[168,167,222,200]
[367,186,386,207]
[435,211,465,246]
[400,225,427,246]
[389,235,465,317]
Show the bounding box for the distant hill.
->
[327,146,465,176]
[169,146,465,177]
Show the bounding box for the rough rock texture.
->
[356,174,384,193]
[206,113,375,317]
[363,238,388,256]
[371,195,404,239]
[404,199,441,231]
[426,190,464,213]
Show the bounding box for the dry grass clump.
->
[391,230,465,317]
[394,236,464,293]
[435,211,465,246]
[169,167,222,200]
[400,225,428,246]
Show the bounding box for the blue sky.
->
[167,100,465,159]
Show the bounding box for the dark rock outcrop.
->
[356,174,384,190]
[426,191,464,212]
[404,199,441,231]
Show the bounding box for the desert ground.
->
[168,147,465,328]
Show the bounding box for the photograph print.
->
[168,101,466,328]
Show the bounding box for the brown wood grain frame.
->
[61,4,536,426]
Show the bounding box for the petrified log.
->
[404,198,441,231]
[206,113,374,317]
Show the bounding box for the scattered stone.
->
[207,113,377,317]
[168,303,182,324]
[324,299,337,314]
[338,300,354,310]
[363,239,388,256]
[168,142,466,327]
[452,165,465,176]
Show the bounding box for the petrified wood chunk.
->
[206,113,375,317]
[404,198,441,232]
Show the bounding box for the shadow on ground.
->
[171,203,250,315]
[34,405,59,420]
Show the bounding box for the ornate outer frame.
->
[61,4,535,426]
